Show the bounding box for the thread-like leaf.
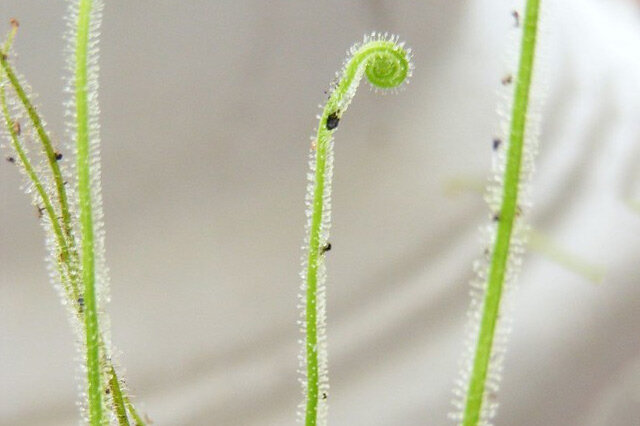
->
[451,1,545,425]
[1,10,145,425]
[299,33,413,426]
[68,0,105,422]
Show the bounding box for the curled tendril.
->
[365,48,410,88]
[300,33,412,426]
[331,33,413,113]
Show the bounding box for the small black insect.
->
[36,205,45,219]
[320,242,331,255]
[78,296,85,313]
[492,138,502,150]
[492,212,500,222]
[54,151,63,161]
[105,387,111,395]
[501,74,513,86]
[6,156,15,164]
[321,392,328,400]
[512,10,520,27]
[326,112,340,130]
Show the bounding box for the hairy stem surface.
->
[302,34,412,425]
[74,0,103,423]
[0,50,142,423]
[1,11,145,424]
[462,1,542,425]
[0,53,79,271]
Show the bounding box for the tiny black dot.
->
[321,242,332,255]
[492,138,502,150]
[55,152,63,161]
[326,112,340,130]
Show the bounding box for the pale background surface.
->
[1,1,640,425]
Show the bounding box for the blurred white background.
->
[1,1,640,425]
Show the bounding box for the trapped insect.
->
[501,74,513,85]
[321,242,332,255]
[326,111,340,130]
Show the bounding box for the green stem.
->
[123,393,146,426]
[462,1,541,425]
[0,49,76,252]
[0,52,140,425]
[0,51,82,299]
[303,36,412,425]
[0,55,83,308]
[101,340,145,425]
[74,0,103,423]
[0,88,78,295]
[0,22,83,309]
[108,365,130,426]
[2,17,143,425]
[4,91,83,303]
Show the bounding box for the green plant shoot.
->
[461,1,543,425]
[1,2,145,424]
[73,0,104,422]
[300,33,413,426]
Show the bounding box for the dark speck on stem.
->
[320,242,331,255]
[326,112,340,130]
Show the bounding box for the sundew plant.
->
[298,33,413,426]
[453,0,544,425]
[0,1,144,424]
[297,1,544,425]
[2,0,555,424]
